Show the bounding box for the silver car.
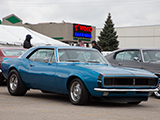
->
[105,48,160,98]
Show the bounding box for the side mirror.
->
[134,57,140,62]
[43,58,49,63]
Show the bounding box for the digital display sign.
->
[73,24,93,38]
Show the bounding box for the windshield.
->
[2,49,26,56]
[58,49,108,64]
[142,50,160,63]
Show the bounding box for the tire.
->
[69,78,89,105]
[7,69,27,96]
[0,75,5,85]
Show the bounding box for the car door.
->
[114,50,142,69]
[27,48,57,91]
[141,50,160,75]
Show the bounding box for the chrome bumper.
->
[94,88,159,92]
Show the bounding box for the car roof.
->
[0,47,25,50]
[20,46,98,58]
[33,46,96,50]
[112,48,160,52]
[0,46,95,51]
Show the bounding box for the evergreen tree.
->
[98,13,119,51]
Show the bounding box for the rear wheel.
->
[69,78,89,105]
[7,69,27,96]
[0,75,5,85]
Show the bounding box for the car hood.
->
[77,64,156,77]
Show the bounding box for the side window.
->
[115,50,141,62]
[123,50,141,62]
[58,50,67,62]
[155,52,160,59]
[28,49,54,62]
[123,51,133,61]
[29,51,37,61]
[115,51,125,61]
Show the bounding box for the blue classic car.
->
[1,46,159,105]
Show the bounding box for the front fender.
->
[67,72,104,97]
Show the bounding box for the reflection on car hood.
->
[77,64,156,77]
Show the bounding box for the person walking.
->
[91,40,101,52]
[23,34,32,49]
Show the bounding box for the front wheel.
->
[7,69,27,96]
[69,78,89,105]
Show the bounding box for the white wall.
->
[96,25,160,49]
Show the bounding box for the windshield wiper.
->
[87,60,100,63]
[65,59,80,62]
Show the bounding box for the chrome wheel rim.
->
[154,91,160,97]
[70,81,82,102]
[10,74,18,91]
[154,84,160,97]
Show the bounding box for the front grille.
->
[103,77,158,87]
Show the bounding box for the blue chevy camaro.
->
[1,46,159,105]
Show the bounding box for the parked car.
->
[101,51,112,56]
[105,48,160,98]
[0,47,26,85]
[1,46,159,105]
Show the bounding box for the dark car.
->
[105,48,160,98]
[0,47,26,85]
[1,46,159,105]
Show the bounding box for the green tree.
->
[98,13,119,51]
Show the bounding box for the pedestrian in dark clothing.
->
[86,43,89,47]
[23,34,32,49]
[91,41,101,53]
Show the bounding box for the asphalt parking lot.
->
[0,85,160,120]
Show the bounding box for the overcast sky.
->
[0,0,160,28]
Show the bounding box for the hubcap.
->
[70,82,82,102]
[10,74,18,91]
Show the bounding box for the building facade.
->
[1,14,96,46]
[97,25,160,49]
[24,22,96,45]
[1,14,22,25]
[1,14,160,49]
